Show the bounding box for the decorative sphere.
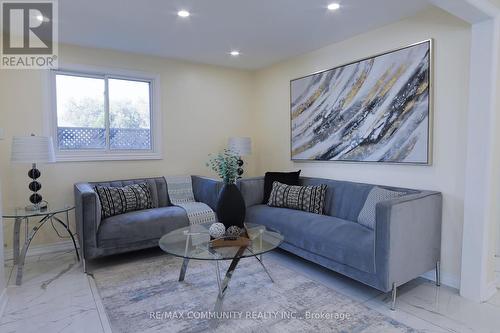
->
[29,181,42,192]
[29,193,42,204]
[28,168,41,179]
[209,223,226,239]
[237,168,244,176]
[226,225,242,238]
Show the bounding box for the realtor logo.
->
[1,0,58,69]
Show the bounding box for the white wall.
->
[491,16,500,286]
[0,166,6,314]
[460,18,500,300]
[0,44,257,248]
[252,7,471,286]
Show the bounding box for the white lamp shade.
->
[228,137,252,156]
[11,136,56,164]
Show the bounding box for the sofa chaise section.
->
[239,176,442,308]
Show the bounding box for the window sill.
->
[54,151,163,162]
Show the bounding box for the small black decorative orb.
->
[29,193,43,204]
[237,168,244,176]
[29,181,42,192]
[237,159,244,167]
[28,168,41,179]
[226,225,242,238]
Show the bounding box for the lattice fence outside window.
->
[58,127,151,150]
[110,128,151,150]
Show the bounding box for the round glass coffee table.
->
[159,222,284,316]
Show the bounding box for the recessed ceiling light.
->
[230,50,240,57]
[177,10,190,18]
[36,14,46,21]
[327,3,340,11]
[35,15,49,22]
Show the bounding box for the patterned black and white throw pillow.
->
[94,183,153,219]
[267,181,327,215]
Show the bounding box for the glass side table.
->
[2,205,80,285]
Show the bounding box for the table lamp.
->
[228,137,252,177]
[11,134,56,211]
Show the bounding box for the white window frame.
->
[43,64,162,162]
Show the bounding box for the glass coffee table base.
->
[160,223,284,328]
[178,258,190,282]
[177,246,275,329]
[246,247,274,283]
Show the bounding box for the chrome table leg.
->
[16,215,51,285]
[253,255,274,283]
[212,247,246,317]
[52,216,80,261]
[247,248,274,283]
[178,258,190,282]
[213,255,241,319]
[215,260,222,293]
[436,261,441,287]
[13,217,22,265]
[390,282,397,311]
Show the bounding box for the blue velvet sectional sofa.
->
[75,174,442,309]
[239,176,442,308]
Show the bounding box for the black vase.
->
[216,183,246,229]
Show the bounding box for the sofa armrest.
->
[375,191,442,292]
[74,183,101,259]
[191,176,222,211]
[237,176,265,207]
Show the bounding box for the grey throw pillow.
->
[358,187,405,229]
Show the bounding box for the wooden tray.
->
[210,236,251,248]
[210,226,251,248]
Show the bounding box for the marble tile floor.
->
[1,248,499,333]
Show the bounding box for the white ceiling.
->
[59,0,431,70]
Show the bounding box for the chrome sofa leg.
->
[436,261,441,287]
[82,258,89,275]
[390,282,397,311]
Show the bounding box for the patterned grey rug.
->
[92,253,419,333]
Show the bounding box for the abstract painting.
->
[290,40,431,164]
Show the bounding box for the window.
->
[47,66,161,161]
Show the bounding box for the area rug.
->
[92,253,419,333]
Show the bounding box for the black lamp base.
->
[26,163,46,211]
[237,158,244,178]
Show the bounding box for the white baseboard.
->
[0,288,8,319]
[4,240,77,261]
[421,269,460,290]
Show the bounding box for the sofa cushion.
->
[97,207,189,248]
[95,183,153,219]
[267,181,327,214]
[358,187,406,229]
[246,205,375,273]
